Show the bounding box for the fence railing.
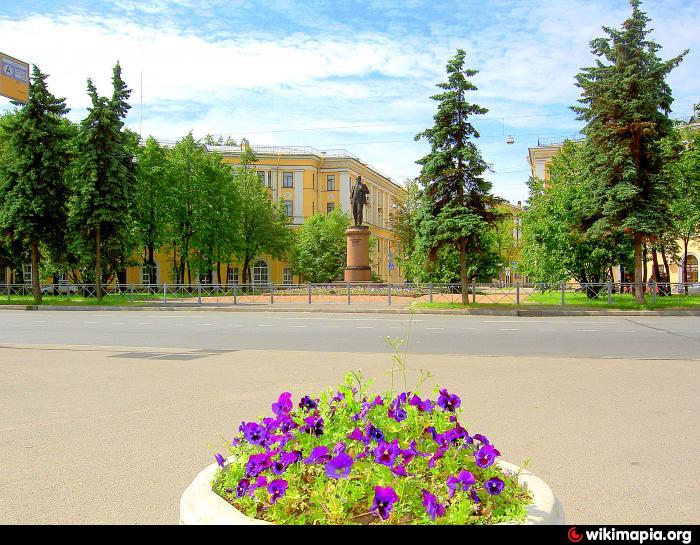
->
[2,281,700,306]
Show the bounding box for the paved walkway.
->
[1,343,697,524]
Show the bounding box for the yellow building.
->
[117,144,406,287]
[527,131,700,284]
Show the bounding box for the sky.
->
[0,0,698,204]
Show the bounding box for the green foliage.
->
[291,209,350,283]
[415,49,503,298]
[213,370,530,525]
[522,141,632,284]
[0,67,72,302]
[161,133,238,283]
[573,0,687,301]
[230,150,292,284]
[68,62,137,296]
[663,123,700,281]
[134,137,171,282]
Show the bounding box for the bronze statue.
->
[350,175,369,227]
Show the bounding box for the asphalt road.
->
[2,310,700,359]
[0,310,698,525]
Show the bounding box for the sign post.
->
[0,53,30,104]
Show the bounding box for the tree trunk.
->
[226,263,231,287]
[634,232,645,305]
[651,245,660,282]
[243,255,251,285]
[660,243,670,296]
[642,243,648,284]
[148,246,156,284]
[31,240,42,304]
[460,238,468,305]
[217,261,222,285]
[95,226,102,301]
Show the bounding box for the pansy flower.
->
[298,395,317,411]
[421,489,446,521]
[215,453,225,468]
[301,415,324,436]
[235,478,250,498]
[437,389,461,412]
[469,488,481,503]
[271,392,293,415]
[366,423,384,442]
[371,486,399,520]
[388,405,407,422]
[267,479,288,504]
[347,428,368,443]
[246,452,272,477]
[446,470,475,497]
[473,434,490,445]
[304,445,331,465]
[484,477,505,495]
[374,439,401,467]
[242,422,268,446]
[474,444,500,468]
[325,453,353,479]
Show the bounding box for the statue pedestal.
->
[345,226,371,282]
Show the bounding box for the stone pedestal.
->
[344,226,371,282]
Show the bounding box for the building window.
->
[0,267,6,285]
[685,255,698,283]
[253,260,269,285]
[283,172,293,188]
[140,263,158,285]
[22,263,32,285]
[227,267,239,285]
[283,267,293,285]
[327,174,336,191]
[326,202,335,214]
[283,200,293,217]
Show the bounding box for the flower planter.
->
[179,459,564,525]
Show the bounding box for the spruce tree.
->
[0,66,71,303]
[69,62,136,299]
[415,49,501,304]
[573,0,687,303]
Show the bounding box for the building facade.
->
[0,145,406,287]
[527,131,700,284]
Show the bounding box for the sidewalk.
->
[3,302,700,316]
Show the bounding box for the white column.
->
[293,170,304,223]
[340,172,350,213]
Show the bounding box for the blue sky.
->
[1,0,698,204]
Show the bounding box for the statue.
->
[350,175,370,227]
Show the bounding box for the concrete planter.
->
[180,459,564,525]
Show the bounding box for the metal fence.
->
[2,281,700,306]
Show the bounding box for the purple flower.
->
[331,391,345,404]
[446,470,476,498]
[246,452,272,477]
[271,451,299,475]
[242,422,268,446]
[215,453,225,468]
[371,486,399,520]
[428,447,447,469]
[421,489,446,521]
[410,394,435,413]
[304,446,331,465]
[374,439,401,467]
[469,488,481,503]
[366,423,385,442]
[325,453,353,479]
[474,444,500,468]
[388,405,407,422]
[347,428,368,443]
[422,426,438,440]
[252,475,268,490]
[473,434,490,445]
[333,442,347,456]
[391,464,410,477]
[272,392,293,415]
[235,478,250,498]
[301,415,324,436]
[276,414,296,434]
[299,395,317,411]
[485,477,505,495]
[267,479,288,504]
[401,441,427,464]
[437,389,461,412]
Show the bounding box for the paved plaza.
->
[0,310,698,524]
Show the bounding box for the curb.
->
[3,304,700,317]
[179,459,564,525]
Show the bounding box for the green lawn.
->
[414,291,700,311]
[0,294,163,306]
